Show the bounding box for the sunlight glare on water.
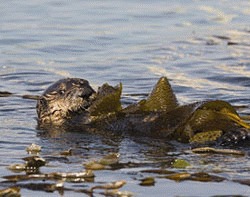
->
[0,0,250,196]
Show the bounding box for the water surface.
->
[0,0,250,196]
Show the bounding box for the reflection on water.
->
[0,0,250,196]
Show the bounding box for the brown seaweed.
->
[139,177,155,186]
[26,143,41,155]
[0,186,20,197]
[192,147,245,156]
[90,180,126,192]
[3,170,95,183]
[164,172,225,182]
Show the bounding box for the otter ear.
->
[142,77,178,112]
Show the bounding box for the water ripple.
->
[0,0,250,196]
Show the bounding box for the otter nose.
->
[78,87,96,99]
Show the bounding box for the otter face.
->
[37,78,96,125]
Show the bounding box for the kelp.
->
[84,153,120,170]
[7,164,26,173]
[164,172,225,182]
[139,177,155,186]
[26,143,41,155]
[139,77,178,112]
[89,83,122,116]
[2,76,250,195]
[171,159,191,169]
[102,189,133,197]
[2,141,249,196]
[0,187,20,197]
[191,147,245,156]
[7,156,46,174]
[199,100,238,115]
[164,172,191,181]
[90,180,126,192]
[84,161,106,170]
[190,130,223,144]
[179,100,250,143]
[3,170,95,183]
[122,77,179,114]
[98,153,120,165]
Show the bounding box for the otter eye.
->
[58,89,65,95]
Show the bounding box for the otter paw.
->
[219,129,249,146]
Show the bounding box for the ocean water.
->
[0,0,250,196]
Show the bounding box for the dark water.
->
[0,0,250,196]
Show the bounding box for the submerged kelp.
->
[1,0,250,195]
[1,140,249,196]
[1,76,250,196]
[1,144,130,196]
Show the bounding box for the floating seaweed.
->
[0,186,20,197]
[3,174,47,182]
[51,170,95,182]
[141,168,226,184]
[164,172,225,182]
[190,172,225,182]
[7,164,26,173]
[17,181,64,193]
[23,156,46,173]
[102,189,134,197]
[26,143,41,155]
[139,177,155,186]
[7,156,46,174]
[98,153,120,165]
[2,135,249,196]
[171,159,191,169]
[191,147,245,156]
[90,180,126,192]
[164,172,191,182]
[84,153,120,170]
[84,161,106,170]
[3,170,95,183]
[190,130,223,144]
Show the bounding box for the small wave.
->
[216,64,250,77]
[36,60,72,78]
[147,65,246,91]
[199,6,235,23]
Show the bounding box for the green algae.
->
[190,130,223,143]
[172,159,191,168]
[139,177,155,186]
[199,100,238,115]
[89,83,122,116]
[141,77,178,112]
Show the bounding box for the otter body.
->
[37,77,250,145]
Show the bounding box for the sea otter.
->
[36,77,250,145]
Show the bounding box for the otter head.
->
[37,78,96,125]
